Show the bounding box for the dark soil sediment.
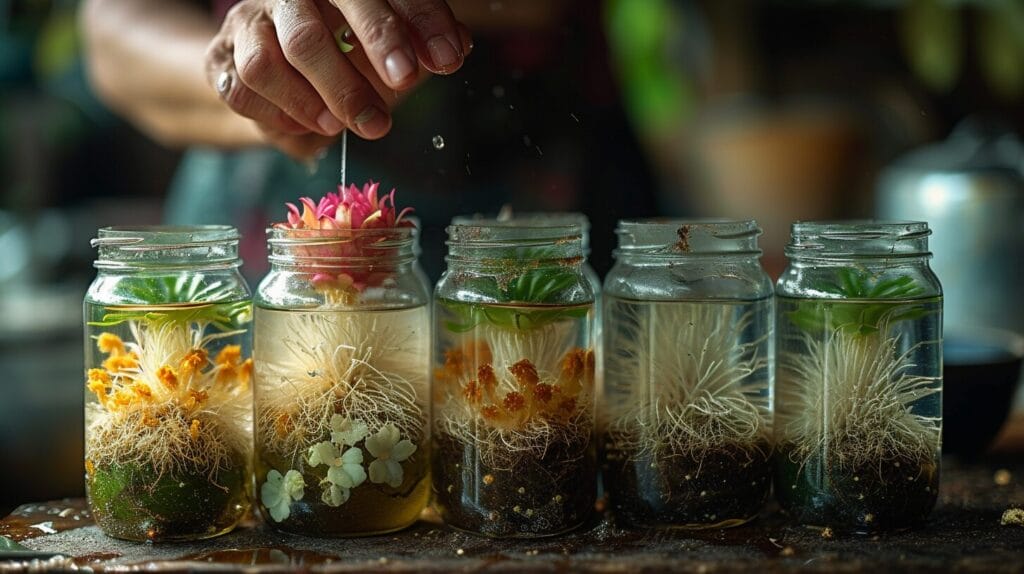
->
[774,442,939,532]
[432,431,596,538]
[603,438,772,528]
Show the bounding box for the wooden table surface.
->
[2,416,1023,573]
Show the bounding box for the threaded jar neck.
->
[452,212,592,254]
[614,219,762,261]
[266,226,417,271]
[445,222,584,270]
[91,226,241,271]
[786,221,932,263]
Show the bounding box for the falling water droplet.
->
[432,135,445,150]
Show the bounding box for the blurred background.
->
[1,0,1022,515]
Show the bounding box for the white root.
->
[603,302,771,465]
[256,309,428,464]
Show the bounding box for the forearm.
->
[80,0,261,148]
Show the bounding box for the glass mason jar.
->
[775,221,943,532]
[84,226,252,542]
[451,213,601,294]
[601,220,774,529]
[433,221,597,537]
[253,226,431,536]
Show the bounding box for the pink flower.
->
[278,182,413,231]
[274,182,415,298]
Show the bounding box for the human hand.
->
[205,0,471,157]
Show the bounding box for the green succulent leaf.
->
[787,269,930,336]
[89,300,250,331]
[442,248,590,332]
[92,275,250,330]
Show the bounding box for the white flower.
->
[260,469,305,523]
[330,415,369,446]
[307,441,341,467]
[307,439,366,506]
[327,447,367,489]
[365,423,416,488]
[321,482,351,507]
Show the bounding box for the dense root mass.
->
[603,301,771,465]
[83,308,252,541]
[255,310,427,464]
[252,307,431,535]
[774,298,942,531]
[85,319,252,481]
[778,326,941,473]
[435,322,595,470]
[433,313,597,536]
[604,305,770,457]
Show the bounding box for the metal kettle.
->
[877,119,1024,336]
[879,120,1024,455]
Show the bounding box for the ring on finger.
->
[216,70,233,96]
[335,25,357,53]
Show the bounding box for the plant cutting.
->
[603,301,772,528]
[776,268,942,532]
[433,223,596,538]
[253,182,430,536]
[85,299,251,541]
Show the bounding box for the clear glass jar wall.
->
[774,221,943,532]
[83,226,252,542]
[601,220,775,528]
[451,213,601,294]
[433,222,597,538]
[253,226,431,536]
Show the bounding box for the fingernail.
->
[355,106,377,124]
[427,35,460,71]
[384,49,416,84]
[354,106,391,138]
[316,109,344,135]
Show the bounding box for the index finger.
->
[273,0,393,139]
[389,0,469,74]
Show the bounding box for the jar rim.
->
[91,225,242,270]
[451,212,590,230]
[266,225,417,268]
[446,221,583,246]
[787,219,931,260]
[790,220,930,239]
[615,218,762,257]
[91,225,239,250]
[266,225,415,242]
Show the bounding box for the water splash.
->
[432,135,445,150]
